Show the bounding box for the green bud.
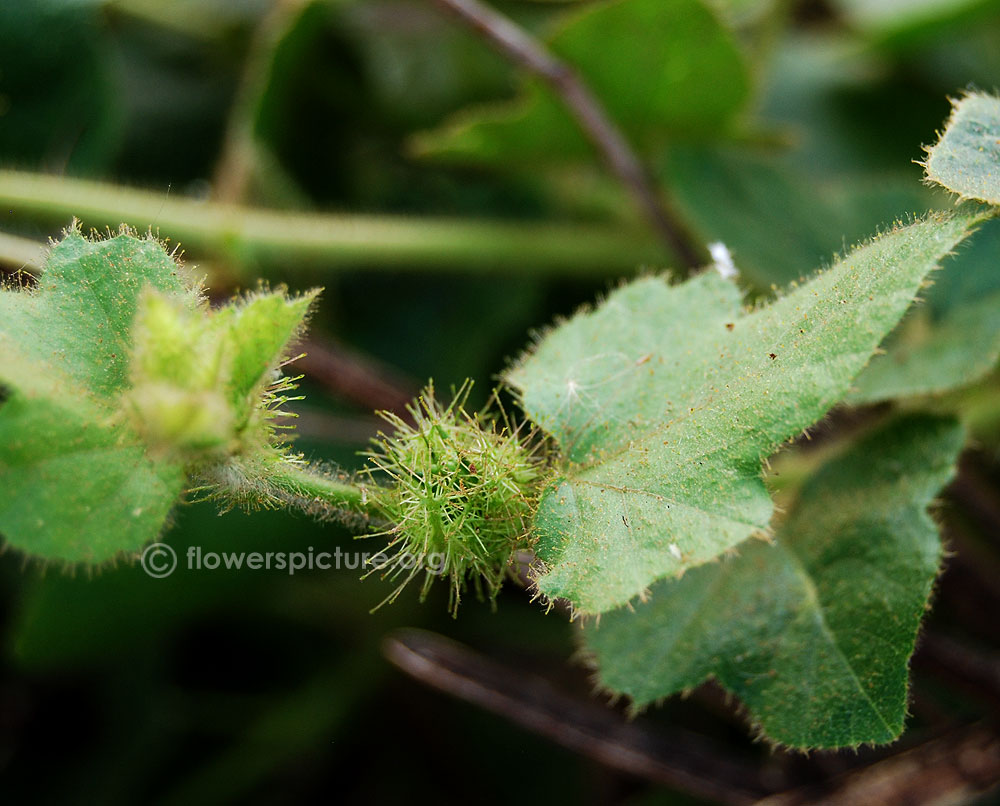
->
[126,285,317,465]
[129,383,233,455]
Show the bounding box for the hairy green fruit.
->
[363,385,542,613]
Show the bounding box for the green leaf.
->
[849,219,1000,403]
[847,221,1000,404]
[925,92,1000,206]
[582,414,965,749]
[507,210,985,614]
[0,230,196,563]
[667,144,1000,404]
[0,1,118,173]
[0,229,317,563]
[850,292,1000,403]
[224,291,316,410]
[414,0,750,166]
[127,285,317,454]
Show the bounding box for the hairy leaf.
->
[582,414,964,749]
[0,231,196,562]
[508,210,984,613]
[0,230,315,563]
[849,93,1000,403]
[849,218,1000,403]
[925,92,1000,206]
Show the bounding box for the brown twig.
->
[383,629,773,806]
[755,723,1000,806]
[296,337,418,414]
[431,0,702,269]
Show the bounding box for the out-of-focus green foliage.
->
[415,0,751,166]
[0,1,119,173]
[659,144,933,288]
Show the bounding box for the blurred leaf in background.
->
[0,0,120,173]
[414,0,752,167]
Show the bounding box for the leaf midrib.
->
[779,539,897,738]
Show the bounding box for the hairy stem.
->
[264,462,373,515]
[0,170,664,276]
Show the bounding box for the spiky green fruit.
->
[363,384,543,613]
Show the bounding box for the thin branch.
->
[383,629,772,806]
[755,723,1000,806]
[0,169,663,275]
[213,0,313,204]
[431,0,702,268]
[296,337,418,414]
[261,462,371,513]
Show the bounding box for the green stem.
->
[0,169,667,275]
[212,0,316,205]
[266,462,374,515]
[0,229,46,271]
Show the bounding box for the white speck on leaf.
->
[709,241,738,280]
